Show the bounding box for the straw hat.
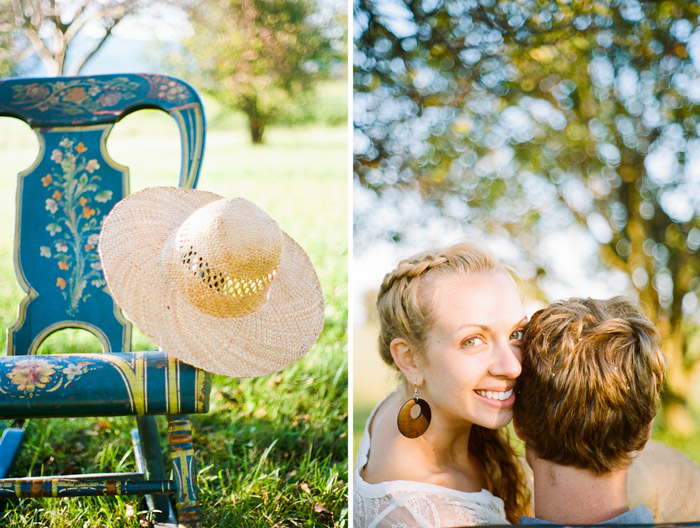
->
[98,186,324,377]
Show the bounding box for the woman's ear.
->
[390,337,423,385]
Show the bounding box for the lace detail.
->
[354,398,509,527]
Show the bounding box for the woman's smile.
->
[474,387,516,407]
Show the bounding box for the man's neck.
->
[529,454,629,524]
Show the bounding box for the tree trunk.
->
[248,114,265,144]
[657,326,696,435]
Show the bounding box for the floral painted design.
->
[155,78,189,103]
[0,357,92,398]
[7,358,54,393]
[10,77,142,116]
[62,363,87,381]
[39,138,113,316]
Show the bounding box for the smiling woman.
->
[392,272,524,433]
[353,242,532,527]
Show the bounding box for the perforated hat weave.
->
[98,186,324,377]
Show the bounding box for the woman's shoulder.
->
[353,394,508,526]
[356,391,426,483]
[357,393,484,488]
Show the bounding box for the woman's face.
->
[418,272,526,430]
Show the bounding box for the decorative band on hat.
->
[181,247,280,299]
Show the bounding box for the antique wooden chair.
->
[0,73,209,527]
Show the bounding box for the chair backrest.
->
[0,73,205,356]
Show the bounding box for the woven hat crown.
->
[163,198,283,317]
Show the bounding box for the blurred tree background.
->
[181,0,346,143]
[0,0,347,143]
[354,0,700,438]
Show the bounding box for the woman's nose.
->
[489,340,522,379]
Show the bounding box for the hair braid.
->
[378,254,449,297]
[471,426,532,522]
[377,252,451,366]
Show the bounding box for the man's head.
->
[513,297,666,474]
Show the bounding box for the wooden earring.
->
[397,385,431,438]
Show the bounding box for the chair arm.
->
[0,351,210,419]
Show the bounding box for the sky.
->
[14,4,189,77]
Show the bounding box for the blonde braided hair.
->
[376,242,531,522]
[377,243,504,365]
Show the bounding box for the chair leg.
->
[167,415,201,528]
[0,427,25,478]
[135,415,174,523]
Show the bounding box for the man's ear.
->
[390,337,423,386]
[512,416,526,442]
[513,418,537,468]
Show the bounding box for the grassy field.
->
[0,104,348,527]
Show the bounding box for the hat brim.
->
[98,186,324,377]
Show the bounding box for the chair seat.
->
[0,350,210,419]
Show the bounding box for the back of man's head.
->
[513,297,666,474]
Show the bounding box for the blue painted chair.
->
[0,74,209,527]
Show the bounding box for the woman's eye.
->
[462,336,484,347]
[510,329,524,341]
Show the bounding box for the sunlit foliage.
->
[183,0,345,143]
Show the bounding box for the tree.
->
[355,0,700,432]
[183,0,341,143]
[0,1,15,76]
[0,0,171,76]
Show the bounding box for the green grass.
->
[0,111,348,527]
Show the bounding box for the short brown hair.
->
[513,297,666,474]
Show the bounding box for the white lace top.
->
[353,399,509,527]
